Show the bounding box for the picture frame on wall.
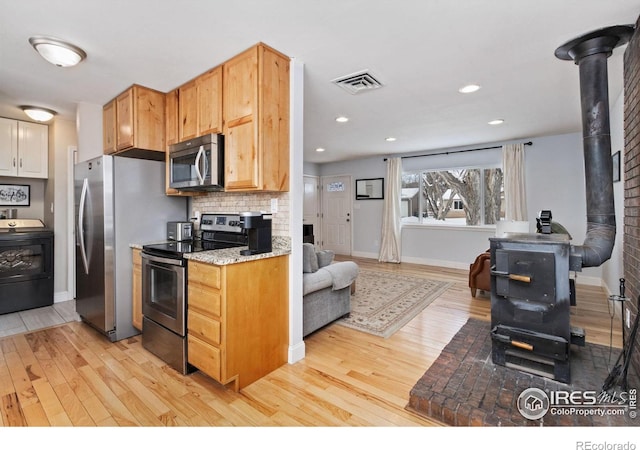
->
[0,184,30,206]
[612,151,621,183]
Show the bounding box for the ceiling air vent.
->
[331,70,383,94]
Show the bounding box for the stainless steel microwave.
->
[169,134,224,191]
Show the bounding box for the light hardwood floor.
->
[0,257,622,427]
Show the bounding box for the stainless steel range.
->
[140,213,248,374]
[0,219,53,315]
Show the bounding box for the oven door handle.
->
[78,177,90,275]
[142,252,185,267]
[194,145,205,185]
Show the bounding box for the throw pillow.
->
[316,250,335,268]
[302,243,319,273]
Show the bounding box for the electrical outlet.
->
[271,198,278,213]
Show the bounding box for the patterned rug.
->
[336,269,452,338]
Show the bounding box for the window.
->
[401,167,504,226]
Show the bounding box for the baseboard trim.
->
[288,340,305,363]
[54,291,73,303]
[349,254,603,287]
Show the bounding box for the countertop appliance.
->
[239,212,272,255]
[74,155,187,342]
[0,219,53,314]
[169,133,224,191]
[141,212,248,374]
[167,221,193,241]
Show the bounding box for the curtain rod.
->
[383,141,533,161]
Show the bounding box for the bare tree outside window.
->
[401,167,503,226]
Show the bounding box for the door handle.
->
[194,145,205,185]
[78,178,90,275]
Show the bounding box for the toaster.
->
[167,221,193,241]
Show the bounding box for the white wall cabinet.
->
[0,118,48,179]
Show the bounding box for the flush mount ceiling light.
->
[458,84,481,94]
[315,147,326,152]
[20,106,57,122]
[29,36,87,67]
[488,119,505,125]
[335,116,349,123]
[385,137,397,142]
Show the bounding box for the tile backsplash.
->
[191,191,290,236]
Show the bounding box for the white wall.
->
[76,102,103,162]
[318,132,606,285]
[45,118,77,301]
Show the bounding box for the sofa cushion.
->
[303,243,319,273]
[323,261,359,290]
[316,249,335,268]
[303,269,333,296]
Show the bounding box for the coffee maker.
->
[239,212,272,255]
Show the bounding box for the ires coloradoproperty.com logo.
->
[517,387,637,420]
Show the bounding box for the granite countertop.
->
[130,236,291,266]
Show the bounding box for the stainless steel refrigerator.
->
[74,155,187,341]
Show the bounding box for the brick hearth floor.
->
[407,318,639,426]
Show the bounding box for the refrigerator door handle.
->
[78,177,90,275]
[194,145,205,185]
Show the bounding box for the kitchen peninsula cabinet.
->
[102,84,165,159]
[178,66,222,142]
[187,255,288,391]
[0,118,48,179]
[222,43,290,192]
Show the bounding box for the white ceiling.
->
[1,1,639,164]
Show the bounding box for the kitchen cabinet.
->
[164,89,204,197]
[102,84,165,159]
[178,65,222,142]
[187,255,288,391]
[0,118,48,179]
[132,248,142,331]
[222,43,290,192]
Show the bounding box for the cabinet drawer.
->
[188,310,221,345]
[189,262,220,289]
[188,285,221,316]
[188,335,221,381]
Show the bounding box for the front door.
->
[321,175,352,255]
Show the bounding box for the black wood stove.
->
[489,25,635,383]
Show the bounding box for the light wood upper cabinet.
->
[102,84,166,158]
[103,100,117,154]
[178,66,223,142]
[223,44,289,192]
[165,89,180,148]
[0,118,48,179]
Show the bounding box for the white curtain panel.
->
[378,157,402,263]
[502,143,528,221]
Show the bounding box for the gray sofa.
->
[303,243,359,337]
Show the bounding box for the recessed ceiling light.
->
[29,36,87,67]
[335,116,349,123]
[458,84,481,94]
[20,106,57,122]
[315,147,326,152]
[488,119,504,125]
[385,137,397,142]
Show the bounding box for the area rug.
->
[336,269,452,338]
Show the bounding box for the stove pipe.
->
[555,25,634,268]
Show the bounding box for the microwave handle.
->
[194,145,205,185]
